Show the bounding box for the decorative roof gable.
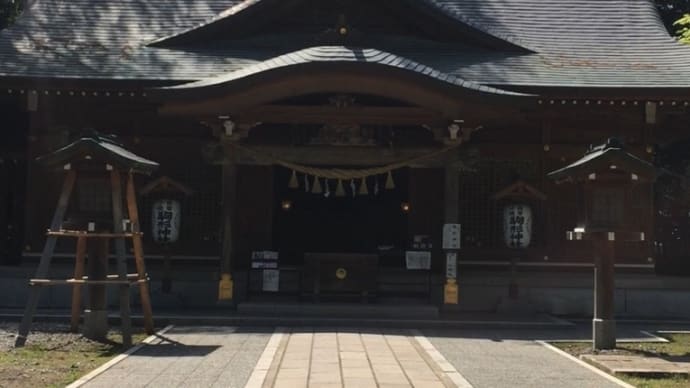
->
[149,0,530,52]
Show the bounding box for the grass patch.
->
[553,333,690,388]
[0,329,147,388]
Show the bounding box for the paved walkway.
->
[257,329,464,388]
[74,326,632,388]
[426,329,623,388]
[79,327,272,388]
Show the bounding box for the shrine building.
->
[1,0,690,312]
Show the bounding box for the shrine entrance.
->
[273,167,409,258]
[153,61,528,306]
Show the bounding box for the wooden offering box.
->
[303,253,378,303]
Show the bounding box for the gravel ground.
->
[0,322,90,351]
[0,321,143,388]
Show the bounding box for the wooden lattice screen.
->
[458,159,540,249]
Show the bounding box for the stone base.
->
[83,309,108,341]
[593,318,616,350]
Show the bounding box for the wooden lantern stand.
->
[548,138,656,350]
[139,176,194,293]
[492,180,547,307]
[15,135,159,348]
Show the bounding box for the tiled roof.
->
[0,0,688,94]
[36,134,159,174]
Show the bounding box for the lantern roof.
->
[492,180,546,201]
[140,176,194,196]
[547,138,657,183]
[36,133,159,175]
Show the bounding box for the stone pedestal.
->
[84,237,109,341]
[83,309,108,340]
[593,318,616,350]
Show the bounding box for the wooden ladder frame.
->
[15,170,154,347]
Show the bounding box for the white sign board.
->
[405,251,431,270]
[262,269,280,292]
[443,223,461,250]
[445,252,458,279]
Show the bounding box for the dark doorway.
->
[0,103,27,265]
[273,167,409,265]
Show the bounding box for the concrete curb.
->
[536,340,636,388]
[0,312,575,330]
[65,325,174,388]
[244,327,285,388]
[412,329,474,388]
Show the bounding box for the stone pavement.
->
[582,353,690,376]
[73,325,634,388]
[256,329,465,388]
[426,329,625,388]
[79,326,272,388]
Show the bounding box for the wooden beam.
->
[158,69,515,118]
[237,105,446,126]
[16,170,77,347]
[228,144,459,167]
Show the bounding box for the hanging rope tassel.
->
[312,177,322,194]
[374,178,380,196]
[335,180,346,197]
[288,170,299,189]
[350,179,356,197]
[359,177,368,195]
[324,179,331,198]
[304,174,310,193]
[385,171,395,190]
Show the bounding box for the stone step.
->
[237,302,440,319]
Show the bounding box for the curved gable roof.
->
[148,0,531,52]
[159,46,530,98]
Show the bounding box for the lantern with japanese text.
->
[503,204,533,249]
[493,180,546,249]
[141,176,193,245]
[140,176,194,293]
[152,199,181,244]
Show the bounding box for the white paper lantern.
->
[152,199,181,244]
[503,204,532,248]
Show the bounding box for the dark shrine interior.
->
[273,167,409,266]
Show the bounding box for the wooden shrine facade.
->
[1,0,690,304]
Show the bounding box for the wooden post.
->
[219,162,237,302]
[443,164,459,304]
[593,236,616,350]
[111,170,132,347]
[126,173,154,335]
[16,170,76,347]
[162,246,172,293]
[69,236,86,332]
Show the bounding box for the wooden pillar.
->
[444,165,460,224]
[110,170,132,347]
[219,161,237,302]
[593,236,616,350]
[126,173,154,335]
[443,164,459,304]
